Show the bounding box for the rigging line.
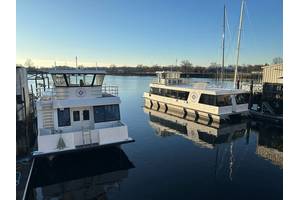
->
[244,1,258,50]
[225,7,234,62]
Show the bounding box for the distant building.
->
[262,64,283,115]
[262,64,283,84]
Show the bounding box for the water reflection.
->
[252,122,283,168]
[28,147,134,200]
[144,108,283,182]
[144,108,248,149]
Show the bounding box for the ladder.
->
[82,127,92,145]
[41,101,54,129]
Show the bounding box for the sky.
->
[16,0,283,67]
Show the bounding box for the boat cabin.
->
[34,69,133,156]
[155,71,185,85]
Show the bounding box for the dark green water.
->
[28,76,283,200]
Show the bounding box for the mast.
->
[233,0,245,88]
[221,5,226,83]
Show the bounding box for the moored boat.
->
[143,71,249,123]
[33,69,134,156]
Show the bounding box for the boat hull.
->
[144,93,248,123]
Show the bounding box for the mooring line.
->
[22,157,35,200]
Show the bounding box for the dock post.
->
[249,80,253,109]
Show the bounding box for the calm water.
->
[28,76,283,200]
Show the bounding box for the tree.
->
[180,60,193,72]
[272,57,283,64]
[24,59,34,67]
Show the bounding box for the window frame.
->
[57,108,71,127]
[73,110,80,121]
[83,110,90,121]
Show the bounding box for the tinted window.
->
[73,111,80,121]
[199,94,216,106]
[216,95,232,106]
[150,87,189,100]
[93,105,120,123]
[105,105,120,121]
[93,106,105,123]
[57,108,71,127]
[83,110,90,120]
[235,93,249,104]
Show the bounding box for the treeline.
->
[22,62,264,76]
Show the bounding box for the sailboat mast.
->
[233,0,245,88]
[221,5,226,83]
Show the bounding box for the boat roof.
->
[156,71,182,74]
[47,69,106,75]
[150,83,248,95]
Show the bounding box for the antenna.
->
[233,0,245,88]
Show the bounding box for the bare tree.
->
[24,58,34,67]
[272,57,283,64]
[180,60,193,72]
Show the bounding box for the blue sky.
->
[16,0,282,67]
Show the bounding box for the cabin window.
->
[235,93,249,104]
[52,74,67,87]
[57,108,71,127]
[93,104,120,123]
[150,87,189,100]
[73,111,80,121]
[94,74,104,86]
[83,110,90,120]
[178,91,190,100]
[216,95,232,106]
[199,94,216,106]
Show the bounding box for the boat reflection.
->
[144,108,247,149]
[28,147,134,200]
[252,122,283,168]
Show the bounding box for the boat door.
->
[71,107,93,129]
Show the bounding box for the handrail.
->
[37,85,119,100]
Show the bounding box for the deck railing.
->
[102,85,118,96]
[37,85,118,100]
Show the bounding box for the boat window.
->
[52,74,67,87]
[150,87,189,100]
[104,105,120,121]
[68,74,95,87]
[178,91,190,100]
[94,74,104,86]
[57,108,71,127]
[216,95,232,106]
[235,93,249,104]
[83,110,90,120]
[73,111,80,121]
[93,104,120,123]
[93,106,105,122]
[199,94,216,106]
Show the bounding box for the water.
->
[28,76,283,200]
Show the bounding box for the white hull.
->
[35,122,132,156]
[144,92,248,123]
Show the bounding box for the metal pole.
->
[221,5,226,83]
[233,0,245,88]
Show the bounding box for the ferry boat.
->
[33,69,134,156]
[143,71,250,123]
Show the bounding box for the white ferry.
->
[33,69,134,156]
[143,71,249,123]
